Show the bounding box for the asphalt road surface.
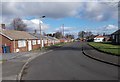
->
[22,42,118,80]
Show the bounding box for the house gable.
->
[0,32,13,40]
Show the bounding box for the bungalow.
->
[53,37,60,44]
[30,33,46,47]
[31,33,61,47]
[60,38,74,43]
[111,29,120,45]
[60,38,68,43]
[0,29,39,53]
[94,36,105,42]
[43,36,49,46]
[47,36,57,45]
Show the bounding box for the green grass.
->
[88,42,120,56]
[31,42,70,52]
[53,42,67,46]
[0,59,7,63]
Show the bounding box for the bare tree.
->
[65,34,74,39]
[53,32,63,39]
[11,18,27,31]
[78,31,85,39]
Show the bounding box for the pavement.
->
[82,42,120,67]
[22,42,118,80]
[1,49,48,80]
[0,52,34,62]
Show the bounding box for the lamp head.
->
[42,16,45,18]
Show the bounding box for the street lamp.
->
[39,16,45,49]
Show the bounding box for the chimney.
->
[1,24,6,29]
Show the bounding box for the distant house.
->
[111,29,120,45]
[30,33,61,47]
[60,38,67,43]
[47,36,60,45]
[0,29,39,53]
[94,36,105,42]
[47,36,55,45]
[30,33,48,47]
[53,37,60,44]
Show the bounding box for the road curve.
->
[22,42,118,80]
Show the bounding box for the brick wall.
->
[32,40,40,50]
[15,40,28,52]
[0,35,2,53]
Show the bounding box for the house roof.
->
[111,29,120,35]
[30,33,59,41]
[53,37,59,40]
[47,36,56,40]
[60,38,68,40]
[0,29,38,40]
[94,36,104,38]
[29,33,48,39]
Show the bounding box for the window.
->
[32,40,36,45]
[37,40,40,44]
[116,35,118,43]
[112,35,115,39]
[18,40,26,47]
[45,40,47,44]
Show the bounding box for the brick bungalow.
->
[53,37,60,44]
[111,29,120,45]
[47,36,56,45]
[0,29,40,53]
[30,33,48,47]
[30,33,60,47]
[47,36,60,45]
[60,38,68,43]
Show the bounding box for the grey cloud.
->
[2,2,81,18]
[78,2,118,21]
[1,2,118,22]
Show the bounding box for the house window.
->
[45,40,47,44]
[32,40,36,45]
[116,35,118,43]
[37,40,40,44]
[112,35,115,39]
[18,40,26,47]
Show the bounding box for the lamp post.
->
[39,16,45,49]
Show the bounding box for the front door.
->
[28,40,32,51]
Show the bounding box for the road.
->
[22,42,118,80]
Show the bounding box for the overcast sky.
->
[1,0,119,38]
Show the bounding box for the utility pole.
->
[62,24,64,38]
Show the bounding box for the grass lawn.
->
[32,42,71,52]
[88,42,120,56]
[0,59,7,63]
[53,42,67,46]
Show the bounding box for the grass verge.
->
[0,59,7,63]
[31,42,68,52]
[88,42,120,56]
